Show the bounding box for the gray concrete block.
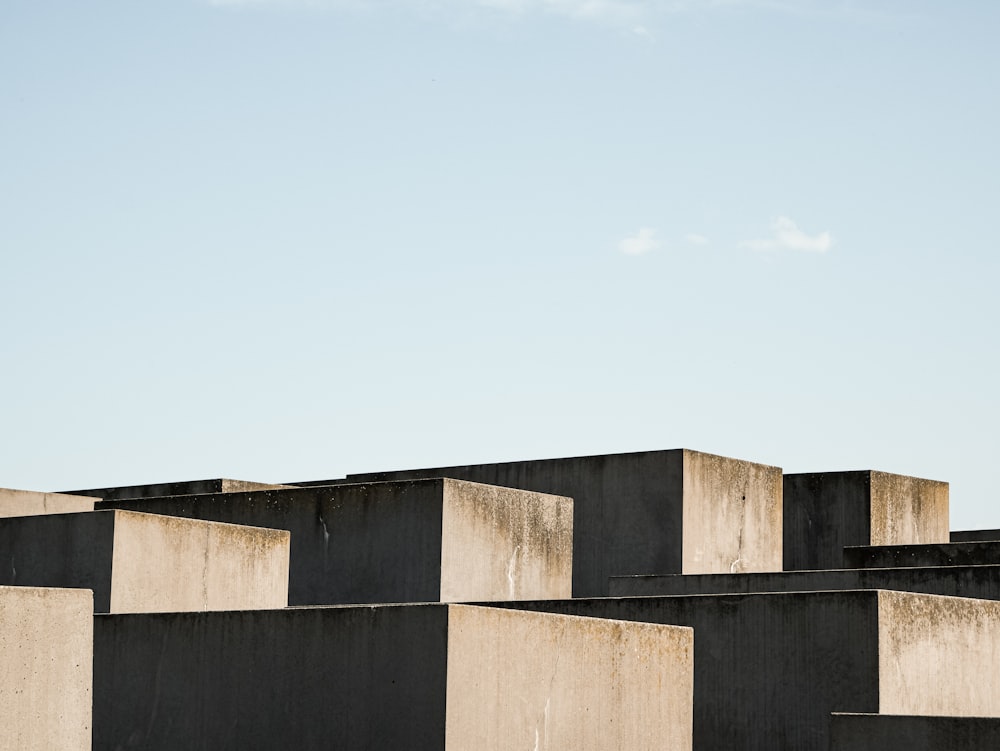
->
[0,510,289,613]
[609,565,1000,600]
[97,479,572,605]
[0,586,92,750]
[843,541,1000,568]
[952,529,1000,542]
[65,477,290,500]
[0,487,94,517]
[94,603,693,751]
[830,714,1000,750]
[784,470,949,571]
[492,590,1000,750]
[301,448,783,596]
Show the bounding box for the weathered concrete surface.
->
[878,591,1000,716]
[609,565,1000,600]
[0,586,92,750]
[98,479,571,605]
[65,478,289,500]
[94,603,693,750]
[0,487,94,517]
[830,713,1000,750]
[0,510,289,612]
[844,541,1000,569]
[446,606,692,751]
[952,529,1000,542]
[301,448,782,595]
[784,471,949,571]
[493,590,1000,750]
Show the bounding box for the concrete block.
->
[0,487,94,517]
[493,589,1000,750]
[0,510,289,613]
[0,586,92,750]
[302,448,783,595]
[93,603,693,750]
[844,541,1000,569]
[830,714,1000,750]
[952,529,1000,542]
[784,470,949,571]
[65,477,290,500]
[98,479,572,605]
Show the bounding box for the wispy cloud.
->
[684,232,709,246]
[619,227,659,255]
[743,216,833,253]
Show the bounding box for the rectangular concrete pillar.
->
[297,448,783,595]
[0,510,289,612]
[0,487,94,517]
[93,604,693,750]
[65,477,290,500]
[784,470,949,570]
[0,586,92,750]
[98,479,573,605]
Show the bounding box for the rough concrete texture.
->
[783,470,949,571]
[877,591,1000,716]
[93,603,693,750]
[445,606,692,751]
[0,487,94,517]
[99,479,571,605]
[0,586,92,750]
[307,448,782,595]
[830,713,1000,750]
[609,565,1000,600]
[0,510,288,612]
[681,450,782,574]
[65,478,290,500]
[440,480,572,601]
[843,541,1000,569]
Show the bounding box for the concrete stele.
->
[0,586,92,750]
[0,487,94,517]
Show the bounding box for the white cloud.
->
[684,232,709,246]
[619,227,659,255]
[743,216,833,253]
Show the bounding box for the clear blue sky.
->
[2,0,998,529]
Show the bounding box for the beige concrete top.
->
[0,487,94,518]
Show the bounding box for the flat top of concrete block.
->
[61,478,290,500]
[0,508,290,539]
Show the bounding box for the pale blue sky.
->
[2,1,998,529]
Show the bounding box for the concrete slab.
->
[0,586,92,750]
[0,487,94,517]
[784,470,949,571]
[830,714,1000,750]
[93,603,693,750]
[609,565,1000,600]
[297,448,783,595]
[952,529,1000,543]
[97,479,572,605]
[64,477,290,500]
[492,590,1000,750]
[844,541,1000,568]
[0,510,289,612]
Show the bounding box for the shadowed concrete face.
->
[784,471,949,571]
[0,510,289,613]
[0,586,92,750]
[64,478,290,500]
[843,541,1000,569]
[93,603,693,751]
[830,714,1000,750]
[314,448,782,595]
[0,487,94,517]
[98,479,572,605]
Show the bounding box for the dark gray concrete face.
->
[489,591,882,751]
[98,482,447,605]
[830,714,1000,750]
[952,529,1000,543]
[783,471,948,571]
[64,478,287,500]
[94,605,451,751]
[609,565,1000,601]
[843,541,1000,569]
[300,448,781,596]
[0,512,116,610]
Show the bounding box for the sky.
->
[2,0,998,529]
